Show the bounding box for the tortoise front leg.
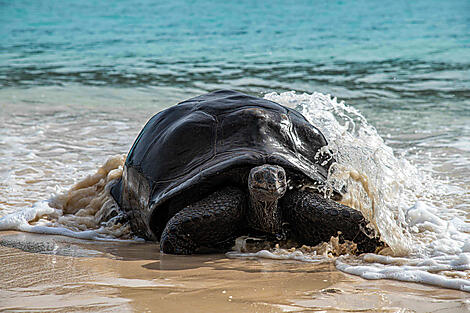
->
[160,187,245,254]
[281,190,382,253]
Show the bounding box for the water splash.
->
[266,91,421,255]
[264,91,470,292]
[0,155,131,241]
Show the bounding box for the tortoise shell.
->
[111,90,334,240]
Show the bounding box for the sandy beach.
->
[1,231,468,313]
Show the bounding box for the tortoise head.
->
[248,164,287,202]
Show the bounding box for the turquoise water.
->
[1,0,469,103]
[2,0,469,182]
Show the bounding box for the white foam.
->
[246,205,470,295]
[227,249,326,263]
[336,255,470,292]
[0,201,121,241]
[0,155,136,242]
[0,201,55,232]
[261,91,470,292]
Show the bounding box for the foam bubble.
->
[335,255,470,292]
[0,200,56,232]
[228,235,360,263]
[0,154,133,241]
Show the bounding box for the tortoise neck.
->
[247,195,282,235]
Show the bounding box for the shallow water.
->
[2,231,470,313]
[1,87,469,295]
[1,0,470,310]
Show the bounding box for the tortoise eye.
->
[278,171,285,180]
[254,172,263,182]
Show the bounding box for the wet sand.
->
[0,231,468,313]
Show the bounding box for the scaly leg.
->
[282,190,382,253]
[160,187,245,254]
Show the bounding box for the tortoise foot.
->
[282,190,383,253]
[159,187,245,255]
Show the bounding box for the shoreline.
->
[1,231,468,313]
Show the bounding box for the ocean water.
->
[1,0,469,295]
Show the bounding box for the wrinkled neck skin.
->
[247,193,283,235]
[246,164,287,237]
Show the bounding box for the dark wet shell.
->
[112,90,332,240]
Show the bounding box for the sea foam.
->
[0,155,132,241]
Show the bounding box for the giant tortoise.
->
[110,90,381,254]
